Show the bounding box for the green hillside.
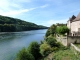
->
[0,15,48,32]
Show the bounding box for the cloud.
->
[16,0,31,3]
[0,0,33,11]
[0,0,50,17]
[0,3,49,16]
[0,0,11,10]
[1,8,36,16]
[11,3,22,9]
[0,0,30,16]
[40,4,49,8]
[41,19,68,27]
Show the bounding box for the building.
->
[67,13,80,36]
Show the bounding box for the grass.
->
[74,44,80,48]
[52,48,80,60]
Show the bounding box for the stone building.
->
[67,13,80,36]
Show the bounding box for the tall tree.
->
[28,41,42,60]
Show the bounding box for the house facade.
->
[67,13,80,36]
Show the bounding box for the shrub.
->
[45,24,56,37]
[56,26,69,35]
[45,36,65,51]
[28,41,42,60]
[51,47,59,52]
[40,43,51,56]
[45,36,57,47]
[16,48,34,60]
[45,28,51,37]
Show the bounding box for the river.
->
[0,29,47,60]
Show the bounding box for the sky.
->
[0,0,80,27]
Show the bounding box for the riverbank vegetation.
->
[15,36,65,60]
[52,48,80,60]
[16,41,42,60]
[16,23,80,60]
[15,24,67,60]
[45,24,69,37]
[0,15,48,32]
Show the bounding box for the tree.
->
[46,36,57,47]
[45,24,56,37]
[16,48,34,60]
[56,26,69,35]
[28,41,42,60]
[45,28,51,37]
[40,43,51,56]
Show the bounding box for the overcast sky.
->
[0,0,80,27]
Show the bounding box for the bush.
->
[56,26,69,35]
[45,36,57,47]
[45,24,56,37]
[45,28,51,37]
[16,48,34,60]
[45,36,65,51]
[51,47,58,52]
[28,41,42,60]
[40,43,51,56]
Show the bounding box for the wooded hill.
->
[0,15,48,32]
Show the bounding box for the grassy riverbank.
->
[53,48,80,60]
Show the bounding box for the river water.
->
[0,29,47,60]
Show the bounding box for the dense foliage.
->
[40,43,51,56]
[43,24,68,57]
[45,24,56,37]
[16,42,42,60]
[28,41,42,60]
[46,36,58,47]
[0,15,48,32]
[45,24,69,37]
[56,26,69,35]
[16,48,34,60]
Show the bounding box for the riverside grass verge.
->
[52,48,80,60]
[75,44,80,48]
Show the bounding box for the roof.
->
[68,15,76,22]
[73,13,80,21]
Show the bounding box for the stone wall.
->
[56,36,80,46]
[67,36,80,46]
[56,36,67,46]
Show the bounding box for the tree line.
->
[0,15,48,32]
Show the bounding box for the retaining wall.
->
[56,36,67,46]
[56,36,80,46]
[67,36,80,46]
